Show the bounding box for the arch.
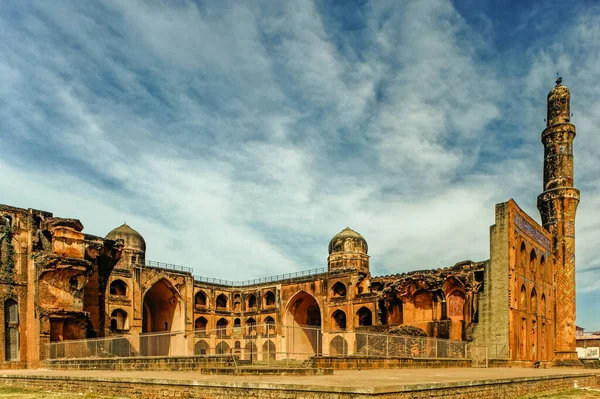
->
[331,309,346,330]
[194,340,209,355]
[246,317,256,335]
[357,307,372,326]
[110,309,128,331]
[519,285,526,309]
[233,318,241,328]
[329,335,348,355]
[247,294,257,309]
[215,341,230,355]
[413,290,433,321]
[332,282,346,297]
[195,316,208,332]
[540,255,547,280]
[234,340,241,349]
[387,301,403,325]
[531,288,538,314]
[142,278,184,333]
[216,294,227,309]
[264,316,276,334]
[109,280,127,296]
[265,291,276,307]
[530,249,537,271]
[4,299,19,361]
[284,291,322,356]
[520,242,527,267]
[262,339,276,360]
[447,290,466,321]
[194,291,207,307]
[244,341,258,361]
[541,294,547,317]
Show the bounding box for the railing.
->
[138,260,326,287]
[193,268,327,287]
[45,323,488,364]
[142,260,193,274]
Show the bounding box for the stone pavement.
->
[0,367,595,392]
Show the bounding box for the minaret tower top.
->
[547,77,571,127]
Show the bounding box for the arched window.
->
[195,316,208,332]
[264,316,275,334]
[247,294,257,309]
[216,294,227,309]
[216,318,228,337]
[541,294,547,317]
[195,291,207,307]
[234,340,241,349]
[109,280,127,296]
[265,291,275,307]
[530,249,537,271]
[531,288,538,314]
[332,282,346,297]
[331,309,346,330]
[110,309,128,331]
[519,285,526,309]
[234,318,241,328]
[520,242,527,267]
[541,255,547,280]
[194,340,209,355]
[246,317,256,335]
[215,341,230,355]
[357,307,372,326]
[4,299,19,361]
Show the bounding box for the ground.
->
[0,386,123,398]
[519,388,600,398]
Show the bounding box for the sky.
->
[0,0,599,329]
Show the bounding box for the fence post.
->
[386,335,389,358]
[435,339,438,359]
[366,334,369,357]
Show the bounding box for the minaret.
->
[537,78,581,366]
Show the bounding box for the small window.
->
[332,282,346,297]
[248,294,257,309]
[234,318,241,328]
[131,255,137,265]
[195,317,208,331]
[195,291,207,307]
[110,280,127,296]
[265,291,275,306]
[216,294,227,308]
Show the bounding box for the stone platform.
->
[0,368,598,398]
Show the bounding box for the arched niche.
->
[329,335,348,355]
[194,291,207,307]
[265,291,276,307]
[109,280,127,296]
[413,290,433,321]
[110,309,129,331]
[332,282,346,297]
[447,290,466,321]
[284,291,322,356]
[142,278,184,333]
[357,307,372,326]
[331,309,346,330]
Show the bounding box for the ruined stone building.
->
[0,80,580,367]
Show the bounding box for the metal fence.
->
[45,324,500,364]
[193,268,327,287]
[142,260,194,274]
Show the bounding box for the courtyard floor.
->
[0,367,595,390]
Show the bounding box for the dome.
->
[547,77,571,127]
[328,227,368,255]
[106,223,146,252]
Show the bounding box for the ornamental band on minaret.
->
[537,78,581,365]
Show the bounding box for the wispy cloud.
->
[1,0,600,327]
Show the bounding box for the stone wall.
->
[0,372,597,399]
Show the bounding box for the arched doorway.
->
[285,291,322,358]
[142,279,184,333]
[141,279,185,356]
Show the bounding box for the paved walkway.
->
[0,367,595,390]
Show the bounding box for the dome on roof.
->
[328,227,368,255]
[106,223,146,252]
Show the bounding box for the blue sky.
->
[1,1,599,329]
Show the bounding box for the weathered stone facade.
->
[0,81,579,367]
